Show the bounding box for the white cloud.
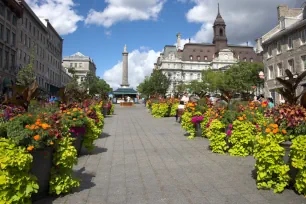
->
[103,48,161,89]
[183,0,297,44]
[105,30,112,36]
[25,0,83,35]
[85,0,166,27]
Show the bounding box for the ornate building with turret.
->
[155,5,262,95]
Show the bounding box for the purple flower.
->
[206,122,210,128]
[228,124,233,129]
[226,130,232,136]
[256,124,259,129]
[197,116,204,122]
[191,117,198,123]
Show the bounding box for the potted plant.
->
[5,113,56,201]
[191,115,204,137]
[61,107,88,156]
[102,100,109,117]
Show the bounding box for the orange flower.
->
[9,118,14,121]
[220,116,223,119]
[238,117,244,121]
[50,141,54,145]
[41,123,50,130]
[73,118,77,121]
[67,112,71,115]
[265,128,271,133]
[80,115,83,118]
[273,124,278,128]
[273,128,279,134]
[25,125,30,129]
[282,129,287,134]
[33,135,40,141]
[27,146,34,151]
[73,108,78,112]
[17,114,22,116]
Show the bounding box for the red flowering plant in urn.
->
[61,107,88,136]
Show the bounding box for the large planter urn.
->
[280,141,298,186]
[30,147,53,201]
[70,127,86,156]
[195,123,202,137]
[102,106,108,117]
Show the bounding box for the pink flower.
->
[206,123,210,128]
[228,124,233,129]
[256,124,259,129]
[226,130,232,136]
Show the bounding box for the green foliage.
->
[170,103,179,117]
[151,103,169,118]
[291,136,306,195]
[83,72,112,97]
[0,138,38,203]
[49,136,80,195]
[110,104,115,115]
[16,55,36,87]
[228,120,256,156]
[181,111,202,139]
[137,70,170,97]
[84,118,102,151]
[207,120,228,154]
[186,80,207,97]
[253,133,290,193]
[200,112,210,138]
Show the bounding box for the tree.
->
[83,72,112,97]
[186,80,207,97]
[149,69,171,97]
[16,54,36,87]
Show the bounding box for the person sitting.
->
[268,98,275,109]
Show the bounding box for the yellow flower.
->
[50,141,54,145]
[73,108,78,112]
[41,123,51,130]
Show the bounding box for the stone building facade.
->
[0,0,22,81]
[156,5,262,95]
[256,4,306,104]
[16,1,64,92]
[62,52,96,84]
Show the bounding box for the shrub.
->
[207,120,228,154]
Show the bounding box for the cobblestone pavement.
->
[36,105,306,204]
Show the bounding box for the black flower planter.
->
[107,106,111,115]
[280,141,298,186]
[102,107,108,117]
[166,106,171,117]
[30,147,53,201]
[195,123,202,137]
[70,127,86,156]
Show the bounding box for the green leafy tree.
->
[83,72,112,97]
[16,55,36,86]
[149,69,171,97]
[186,80,207,97]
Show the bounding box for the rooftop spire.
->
[218,3,220,15]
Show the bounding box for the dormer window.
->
[189,55,193,61]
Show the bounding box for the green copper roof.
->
[113,88,138,95]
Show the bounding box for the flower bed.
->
[0,100,106,202]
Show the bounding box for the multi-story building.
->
[16,1,64,93]
[0,0,23,81]
[156,5,262,95]
[62,52,97,84]
[60,66,72,87]
[256,4,306,104]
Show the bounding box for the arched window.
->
[250,58,254,62]
[220,28,223,36]
[189,55,193,61]
[204,56,208,61]
[243,58,247,62]
[197,56,201,61]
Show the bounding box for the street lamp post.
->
[258,71,265,96]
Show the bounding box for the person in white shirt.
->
[181,93,189,105]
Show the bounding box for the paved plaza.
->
[36,105,306,204]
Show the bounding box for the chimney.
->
[176,33,181,49]
[277,4,289,21]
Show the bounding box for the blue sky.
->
[26,0,299,88]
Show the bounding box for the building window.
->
[25,34,27,45]
[20,30,23,42]
[301,56,306,70]
[70,63,73,68]
[204,56,208,60]
[268,66,273,79]
[220,28,223,36]
[79,63,82,67]
[277,41,281,54]
[197,73,200,80]
[182,73,185,80]
[12,15,17,26]
[11,52,15,68]
[6,28,10,43]
[288,59,295,73]
[277,63,283,77]
[74,63,77,67]
[288,36,293,50]
[12,32,15,46]
[29,22,31,32]
[0,24,3,40]
[25,18,28,28]
[268,45,272,57]
[4,51,8,70]
[0,46,2,68]
[197,56,200,61]
[250,58,254,62]
[190,73,193,80]
[189,55,193,61]
[6,9,11,21]
[243,58,247,62]
[300,29,306,45]
[0,4,4,16]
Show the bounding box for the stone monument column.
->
[121,45,129,88]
